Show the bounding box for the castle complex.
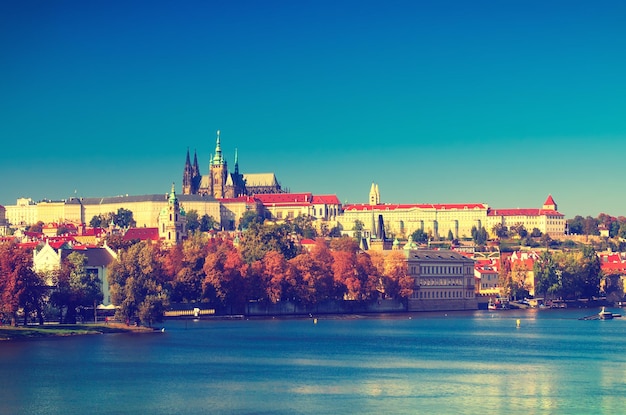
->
[182,130,283,198]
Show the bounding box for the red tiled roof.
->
[601,262,626,274]
[254,193,341,206]
[344,203,488,212]
[311,195,341,205]
[544,194,556,206]
[487,208,564,217]
[476,268,498,275]
[49,240,70,249]
[18,242,39,249]
[123,227,159,241]
[255,193,313,204]
[81,227,107,237]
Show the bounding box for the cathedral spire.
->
[193,149,199,173]
[212,130,224,165]
[182,148,193,195]
[234,147,239,175]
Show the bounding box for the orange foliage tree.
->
[203,239,247,312]
[0,242,46,326]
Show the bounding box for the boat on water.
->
[599,307,613,320]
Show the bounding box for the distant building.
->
[486,195,565,237]
[341,186,566,241]
[255,192,342,222]
[0,204,7,235]
[341,183,488,240]
[33,241,117,306]
[158,184,187,246]
[182,130,284,199]
[405,249,477,311]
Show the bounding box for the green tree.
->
[114,208,136,228]
[292,215,317,239]
[239,222,299,264]
[492,223,508,239]
[200,214,218,232]
[471,226,488,245]
[185,210,200,233]
[411,228,428,244]
[51,252,103,324]
[239,210,263,230]
[534,251,559,299]
[352,220,364,241]
[447,230,454,241]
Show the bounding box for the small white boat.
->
[488,299,497,310]
[599,307,613,320]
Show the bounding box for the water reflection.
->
[0,309,624,414]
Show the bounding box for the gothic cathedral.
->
[182,130,246,199]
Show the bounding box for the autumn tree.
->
[27,221,45,233]
[309,238,337,301]
[355,252,380,300]
[166,232,208,303]
[202,239,247,312]
[287,253,319,304]
[381,250,413,300]
[259,250,289,303]
[108,241,168,325]
[0,242,46,326]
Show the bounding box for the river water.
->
[1,308,624,414]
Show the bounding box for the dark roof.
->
[409,249,475,263]
[123,227,159,241]
[80,194,216,205]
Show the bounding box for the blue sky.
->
[1,0,625,218]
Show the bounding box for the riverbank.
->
[0,322,157,341]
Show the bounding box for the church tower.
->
[182,149,193,195]
[369,182,380,205]
[210,130,228,199]
[542,195,557,211]
[182,149,202,195]
[191,150,201,194]
[159,183,187,246]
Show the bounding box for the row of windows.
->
[411,290,473,299]
[418,266,472,275]
[418,278,463,286]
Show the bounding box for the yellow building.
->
[4,192,250,231]
[486,195,565,237]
